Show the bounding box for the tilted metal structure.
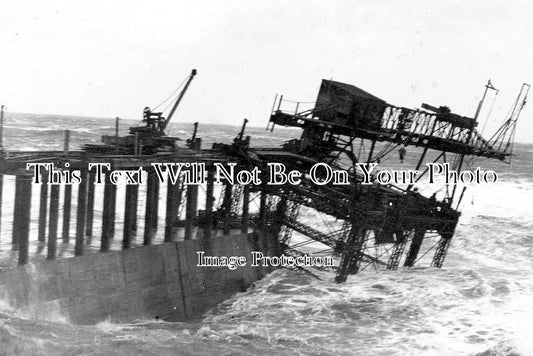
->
[261,79,529,282]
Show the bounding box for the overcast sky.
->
[1,0,532,142]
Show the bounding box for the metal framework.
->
[262,79,529,282]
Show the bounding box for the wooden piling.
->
[164,178,180,242]
[12,178,22,246]
[62,185,72,242]
[101,174,116,251]
[241,184,250,233]
[144,171,159,245]
[185,184,198,240]
[203,168,215,239]
[13,176,32,265]
[150,174,159,233]
[63,130,70,153]
[85,171,96,239]
[75,169,88,256]
[48,184,60,259]
[38,172,48,242]
[123,184,139,249]
[109,175,117,236]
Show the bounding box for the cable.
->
[280,99,316,104]
[152,74,190,111]
[480,90,499,136]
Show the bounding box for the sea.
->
[0,113,532,356]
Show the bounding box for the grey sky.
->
[1,0,532,142]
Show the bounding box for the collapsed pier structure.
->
[265,79,529,282]
[0,73,528,284]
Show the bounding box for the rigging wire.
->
[479,90,499,136]
[280,99,316,104]
[357,138,365,162]
[152,74,190,111]
[413,239,441,265]
[359,242,396,272]
[161,94,179,115]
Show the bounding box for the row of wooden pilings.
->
[3,164,272,266]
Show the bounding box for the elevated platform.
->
[269,79,513,161]
[270,111,509,160]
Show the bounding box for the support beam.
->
[144,171,159,245]
[367,140,376,163]
[241,184,250,233]
[164,178,180,242]
[85,171,96,238]
[431,231,454,268]
[258,187,268,228]
[75,169,88,256]
[38,172,48,242]
[48,184,60,259]
[404,229,425,267]
[123,184,139,248]
[62,185,72,242]
[13,176,32,265]
[271,196,287,237]
[185,185,198,239]
[101,175,116,251]
[203,168,215,239]
[386,240,407,270]
[222,183,232,235]
[335,225,365,283]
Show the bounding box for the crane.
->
[140,69,197,135]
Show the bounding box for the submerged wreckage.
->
[0,70,529,314]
